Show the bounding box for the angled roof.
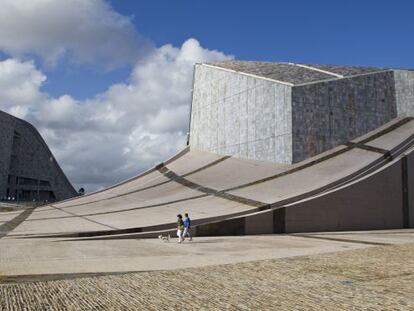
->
[303,64,387,77]
[3,118,414,238]
[205,61,389,85]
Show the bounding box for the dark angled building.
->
[0,110,77,202]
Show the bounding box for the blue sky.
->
[0,0,413,191]
[116,0,414,65]
[40,0,414,100]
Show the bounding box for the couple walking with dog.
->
[176,213,192,243]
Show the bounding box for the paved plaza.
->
[0,230,413,310]
[1,64,414,309]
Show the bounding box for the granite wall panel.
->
[190,65,414,165]
[291,71,397,162]
[395,70,414,117]
[190,65,293,164]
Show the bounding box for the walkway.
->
[1,239,413,310]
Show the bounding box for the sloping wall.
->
[0,110,77,201]
[291,71,397,162]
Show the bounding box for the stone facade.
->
[291,71,397,162]
[0,110,77,202]
[189,64,292,163]
[189,62,414,164]
[395,70,414,117]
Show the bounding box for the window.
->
[39,180,51,187]
[17,177,38,186]
[16,176,51,187]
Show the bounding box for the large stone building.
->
[189,61,414,163]
[1,61,413,239]
[0,110,77,202]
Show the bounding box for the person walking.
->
[183,213,192,241]
[176,214,184,243]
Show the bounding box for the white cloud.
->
[0,59,46,118]
[0,0,152,67]
[0,39,232,191]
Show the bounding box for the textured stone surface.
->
[0,118,412,238]
[208,61,334,84]
[190,62,414,165]
[0,234,376,276]
[0,242,413,310]
[291,71,397,161]
[209,61,388,84]
[305,63,387,77]
[0,110,77,201]
[395,69,414,117]
[190,64,293,164]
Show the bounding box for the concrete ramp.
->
[1,117,414,239]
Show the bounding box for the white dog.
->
[158,234,170,242]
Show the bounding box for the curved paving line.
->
[27,131,414,239]
[291,234,390,246]
[55,147,190,204]
[222,146,353,192]
[223,117,413,192]
[43,179,172,211]
[13,118,414,239]
[358,117,413,144]
[181,156,232,177]
[28,195,209,221]
[319,133,414,197]
[31,147,191,210]
[29,118,414,213]
[345,142,390,154]
[48,205,119,230]
[24,119,414,236]
[0,208,36,239]
[157,166,267,208]
[268,132,414,213]
[0,271,139,284]
[267,145,407,211]
[152,121,414,237]
[45,155,232,211]
[25,205,260,239]
[0,210,22,216]
[325,134,414,195]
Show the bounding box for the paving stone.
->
[0,243,413,310]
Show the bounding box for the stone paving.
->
[1,242,413,310]
[0,234,374,276]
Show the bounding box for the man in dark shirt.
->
[183,213,192,241]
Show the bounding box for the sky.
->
[0,0,413,192]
